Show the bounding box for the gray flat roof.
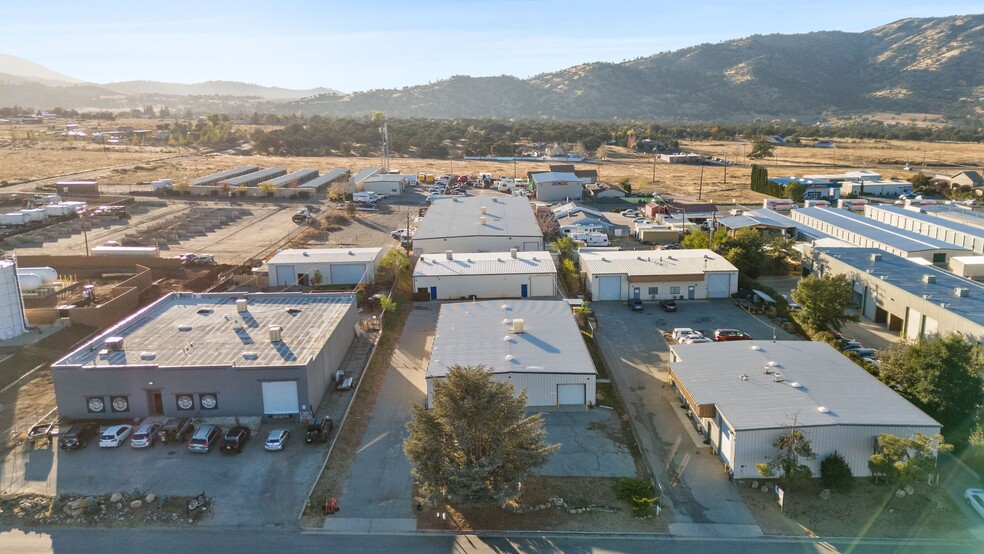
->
[816,247,984,327]
[671,341,939,431]
[414,196,541,241]
[299,168,349,189]
[923,205,984,231]
[531,171,580,184]
[719,213,796,230]
[427,300,595,378]
[414,251,556,277]
[267,247,384,266]
[190,166,258,186]
[866,204,984,239]
[580,249,737,276]
[352,167,382,185]
[54,292,354,369]
[220,168,287,186]
[792,207,969,253]
[266,169,318,187]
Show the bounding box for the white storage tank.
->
[0,212,28,226]
[17,267,57,284]
[44,203,76,217]
[21,208,47,222]
[90,246,160,258]
[15,273,43,291]
[60,201,88,212]
[0,260,29,340]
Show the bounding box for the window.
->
[176,394,194,411]
[86,396,106,413]
[199,393,219,410]
[670,286,681,295]
[648,287,658,295]
[110,396,129,413]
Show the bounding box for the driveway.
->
[536,410,637,478]
[323,303,435,533]
[591,300,763,538]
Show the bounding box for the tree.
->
[766,236,798,268]
[874,335,984,436]
[908,172,933,192]
[258,182,277,196]
[379,294,397,314]
[380,248,410,282]
[790,274,857,333]
[756,416,815,488]
[681,230,710,249]
[868,433,952,485]
[552,236,576,260]
[561,258,579,294]
[403,365,559,506]
[784,181,806,202]
[721,227,766,279]
[819,451,854,492]
[711,227,729,251]
[312,269,324,286]
[618,178,631,194]
[748,137,775,160]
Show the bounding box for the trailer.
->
[90,246,160,258]
[763,198,795,211]
[837,199,869,212]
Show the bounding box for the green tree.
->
[380,248,410,282]
[766,236,798,268]
[756,418,816,489]
[618,178,631,194]
[681,230,710,249]
[552,236,577,260]
[379,294,397,314]
[874,335,984,437]
[868,433,952,485]
[312,269,324,286]
[711,227,729,250]
[721,228,765,279]
[561,258,579,294]
[403,365,559,506]
[819,451,854,492]
[908,172,933,192]
[791,274,857,333]
[748,137,775,160]
[784,181,806,202]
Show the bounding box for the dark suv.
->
[220,426,251,454]
[305,416,334,443]
[659,299,678,312]
[59,422,99,450]
[158,418,194,445]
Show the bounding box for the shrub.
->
[613,477,659,518]
[820,451,854,492]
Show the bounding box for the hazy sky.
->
[2,1,981,92]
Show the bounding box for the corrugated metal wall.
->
[413,273,556,300]
[427,372,596,408]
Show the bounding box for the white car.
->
[99,425,133,448]
[965,488,984,520]
[671,327,696,341]
[633,217,648,223]
[682,336,712,344]
[264,429,290,451]
[621,209,639,217]
[678,333,706,343]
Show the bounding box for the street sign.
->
[187,492,207,515]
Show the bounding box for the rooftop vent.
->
[818,406,830,414]
[510,248,518,259]
[790,382,803,389]
[242,352,258,360]
[139,351,156,361]
[512,319,525,333]
[269,325,283,343]
[480,206,487,214]
[866,269,874,274]
[738,372,749,381]
[177,324,193,332]
[954,287,969,297]
[196,308,213,315]
[501,304,510,311]
[302,251,310,257]
[922,274,936,284]
[286,307,301,314]
[446,250,453,260]
[869,253,882,262]
[773,373,783,383]
[236,299,248,313]
[104,337,124,352]
[503,335,513,342]
[505,354,514,361]
[750,345,762,351]
[480,216,487,225]
[502,318,511,324]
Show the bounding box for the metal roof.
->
[718,213,796,230]
[190,166,259,186]
[413,251,556,277]
[219,168,287,186]
[579,249,737,276]
[866,204,984,239]
[299,168,349,189]
[427,300,595,379]
[54,292,355,370]
[265,169,318,188]
[267,247,384,266]
[530,171,580,184]
[414,196,541,240]
[816,247,984,327]
[352,167,382,185]
[791,207,969,253]
[671,341,939,431]
[552,202,608,221]
[921,205,984,231]
[560,215,613,228]
[802,170,882,182]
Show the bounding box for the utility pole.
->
[652,154,657,183]
[82,212,90,256]
[405,209,412,257]
[723,161,728,184]
[697,164,704,201]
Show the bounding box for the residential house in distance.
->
[934,170,984,189]
[584,183,626,200]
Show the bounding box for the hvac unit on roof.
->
[922,274,936,284]
[236,298,248,313]
[480,206,487,214]
[104,337,124,352]
[511,319,525,333]
[869,253,882,262]
[954,287,969,297]
[269,325,283,343]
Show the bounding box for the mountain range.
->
[1,14,983,121]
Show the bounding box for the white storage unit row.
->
[864,204,984,255]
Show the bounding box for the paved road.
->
[0,527,975,553]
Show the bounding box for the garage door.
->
[597,276,621,300]
[262,381,299,415]
[530,275,555,297]
[706,273,732,298]
[274,265,296,286]
[557,384,585,405]
[906,307,922,340]
[523,241,540,251]
[719,423,734,465]
[330,263,367,285]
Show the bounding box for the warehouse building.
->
[669,341,940,479]
[768,177,840,201]
[790,207,969,264]
[413,249,557,300]
[266,247,387,287]
[352,167,382,192]
[840,179,914,197]
[864,204,984,254]
[219,168,288,188]
[266,169,319,189]
[805,247,984,342]
[921,205,984,232]
[426,300,596,408]
[580,249,738,302]
[803,170,882,184]
[51,292,357,419]
[361,174,408,195]
[718,212,797,240]
[299,168,350,196]
[412,196,543,255]
[191,166,259,187]
[530,172,583,202]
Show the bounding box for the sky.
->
[2,1,982,93]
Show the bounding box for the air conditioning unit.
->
[954,287,969,297]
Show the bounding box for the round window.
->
[87,397,105,412]
[200,394,217,410]
[111,396,129,412]
[177,394,194,410]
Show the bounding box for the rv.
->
[803,199,830,208]
[571,233,610,246]
[763,198,795,211]
[837,199,869,212]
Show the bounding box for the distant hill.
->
[0,53,83,85]
[103,80,338,99]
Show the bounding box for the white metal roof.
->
[427,300,596,379]
[671,341,939,431]
[791,207,970,253]
[414,196,541,240]
[54,292,355,370]
[531,171,580,184]
[579,249,737,276]
[267,247,384,266]
[413,251,556,277]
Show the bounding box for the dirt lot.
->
[738,478,971,540]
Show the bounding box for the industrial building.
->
[191,166,259,187]
[805,247,984,342]
[789,207,969,264]
[768,177,840,201]
[413,249,557,300]
[219,168,288,188]
[718,211,797,240]
[921,205,984,231]
[803,170,882,183]
[840,180,914,197]
[266,247,387,287]
[0,260,29,341]
[863,204,984,254]
[412,196,543,255]
[950,256,984,280]
[265,169,319,189]
[669,341,940,479]
[351,167,382,192]
[426,300,596,408]
[51,292,357,419]
[530,172,583,202]
[361,174,408,196]
[298,168,350,195]
[580,249,738,302]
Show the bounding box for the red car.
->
[713,328,752,341]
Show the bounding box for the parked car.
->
[220,426,251,454]
[98,425,133,448]
[966,488,984,520]
[659,299,677,312]
[158,418,194,444]
[621,209,639,217]
[628,298,644,312]
[305,416,334,443]
[187,424,221,453]
[678,332,706,343]
[632,217,648,223]
[671,327,696,341]
[846,348,878,358]
[130,422,162,448]
[265,429,290,451]
[355,202,378,212]
[713,329,752,341]
[59,422,99,451]
[838,339,863,350]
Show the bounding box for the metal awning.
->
[752,289,776,304]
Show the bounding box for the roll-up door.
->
[262,381,299,415]
[597,276,621,300]
[330,263,367,285]
[706,273,732,298]
[557,384,585,405]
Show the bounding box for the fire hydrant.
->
[328,497,339,515]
